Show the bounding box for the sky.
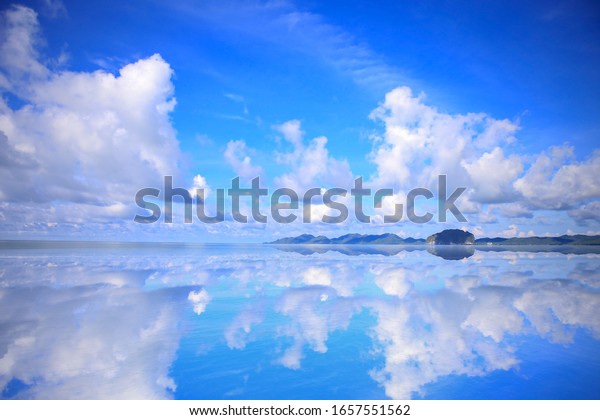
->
[0,0,599,241]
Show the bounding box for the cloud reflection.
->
[0,281,189,398]
[0,244,599,399]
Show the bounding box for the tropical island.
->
[268,229,600,246]
[426,229,474,245]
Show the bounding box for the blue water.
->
[0,242,599,399]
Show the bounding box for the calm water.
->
[0,241,599,399]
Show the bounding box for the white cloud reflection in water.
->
[0,243,599,399]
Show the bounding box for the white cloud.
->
[461,289,524,342]
[274,286,359,370]
[40,0,67,19]
[492,202,534,219]
[189,174,211,198]
[368,86,520,204]
[0,5,48,87]
[187,289,211,315]
[463,147,523,203]
[368,296,519,400]
[224,305,265,350]
[568,201,600,225]
[0,6,185,225]
[499,224,519,237]
[274,120,353,191]
[223,92,244,102]
[224,139,263,179]
[0,268,186,398]
[514,147,600,210]
[373,267,412,298]
[368,86,600,229]
[302,266,332,286]
[515,282,600,343]
[274,119,304,148]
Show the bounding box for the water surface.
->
[0,242,599,399]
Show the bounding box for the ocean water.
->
[0,241,599,399]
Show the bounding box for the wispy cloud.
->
[166,0,406,93]
[40,0,67,19]
[223,92,244,102]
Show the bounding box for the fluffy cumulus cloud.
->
[368,86,600,230]
[224,139,263,180]
[0,5,184,226]
[235,88,598,235]
[514,146,600,210]
[224,304,265,350]
[372,266,413,298]
[188,289,211,315]
[0,264,188,398]
[189,174,211,198]
[274,285,359,370]
[274,119,353,191]
[368,297,519,399]
[368,86,521,202]
[463,147,523,204]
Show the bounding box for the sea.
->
[0,241,599,399]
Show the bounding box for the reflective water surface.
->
[1,242,599,399]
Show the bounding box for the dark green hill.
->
[426,229,475,245]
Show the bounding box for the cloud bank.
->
[0,5,184,227]
[1,4,598,239]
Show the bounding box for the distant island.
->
[268,229,600,246]
[426,229,474,245]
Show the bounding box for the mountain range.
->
[268,229,600,246]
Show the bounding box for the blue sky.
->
[0,0,599,241]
